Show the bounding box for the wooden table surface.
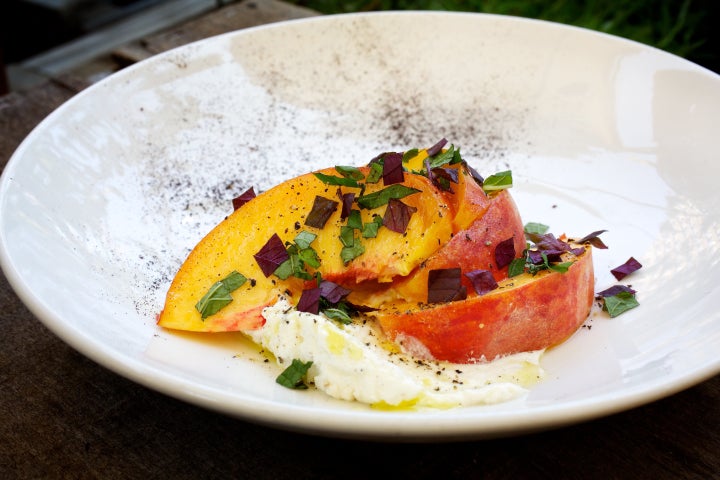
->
[1,1,718,478]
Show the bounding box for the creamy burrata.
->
[245,297,544,409]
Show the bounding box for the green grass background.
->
[285,0,719,73]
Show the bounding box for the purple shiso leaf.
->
[383,198,417,233]
[426,138,448,157]
[339,191,355,220]
[382,152,404,185]
[532,233,571,252]
[596,285,637,297]
[611,257,642,280]
[346,302,377,313]
[434,166,459,184]
[423,157,433,178]
[296,287,321,314]
[253,233,290,277]
[526,233,573,262]
[465,163,484,187]
[527,250,545,265]
[570,247,586,257]
[304,195,338,229]
[318,280,351,304]
[494,237,516,269]
[424,157,459,192]
[576,229,609,249]
[544,252,564,263]
[465,269,498,296]
[232,187,256,211]
[427,268,467,303]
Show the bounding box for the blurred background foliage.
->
[285,0,719,72]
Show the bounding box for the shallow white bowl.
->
[2,11,719,441]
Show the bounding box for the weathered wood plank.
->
[114,0,319,62]
[52,0,318,96]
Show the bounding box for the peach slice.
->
[369,246,595,363]
[157,166,453,332]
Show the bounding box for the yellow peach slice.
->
[157,166,453,332]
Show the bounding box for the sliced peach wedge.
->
[369,244,595,363]
[157,162,455,332]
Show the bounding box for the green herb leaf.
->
[335,165,365,181]
[508,257,526,277]
[526,262,546,276]
[356,184,421,209]
[313,172,360,188]
[346,209,363,230]
[482,170,513,192]
[272,259,293,280]
[273,255,300,280]
[524,222,550,235]
[339,225,355,247]
[450,148,464,164]
[549,261,574,273]
[341,241,365,264]
[362,214,384,238]
[402,148,419,163]
[298,247,321,269]
[322,307,353,325]
[276,359,313,389]
[603,291,640,317]
[195,271,247,319]
[366,162,383,184]
[426,144,457,169]
[294,230,317,250]
[272,232,321,280]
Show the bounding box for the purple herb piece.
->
[569,247,586,257]
[545,251,565,263]
[232,187,256,211]
[296,287,321,314]
[494,237,516,268]
[577,229,609,249]
[527,233,572,261]
[527,250,545,265]
[596,285,637,297]
[253,233,289,277]
[345,302,377,313]
[424,157,459,192]
[465,163,484,187]
[382,152,404,185]
[426,138,448,157]
[339,191,355,220]
[533,233,571,253]
[383,198,417,233]
[318,280,351,304]
[434,166,459,184]
[465,269,499,296]
[304,195,339,229]
[427,268,467,303]
[611,257,642,280]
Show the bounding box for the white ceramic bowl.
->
[2,11,719,441]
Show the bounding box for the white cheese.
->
[245,297,544,409]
